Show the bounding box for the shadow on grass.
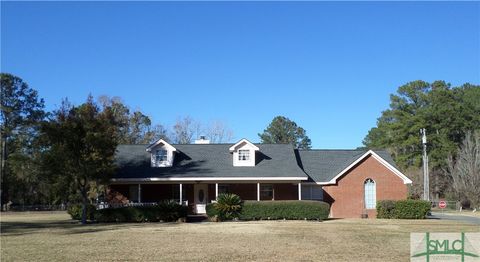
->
[1,219,178,236]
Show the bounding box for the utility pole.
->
[420,128,429,201]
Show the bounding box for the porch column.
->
[257,183,260,201]
[215,183,218,199]
[179,183,183,205]
[298,182,302,200]
[138,184,142,203]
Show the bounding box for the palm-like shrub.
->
[214,193,243,220]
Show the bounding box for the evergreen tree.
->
[1,73,46,208]
[41,96,118,223]
[259,116,311,149]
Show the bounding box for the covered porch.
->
[108,180,316,214]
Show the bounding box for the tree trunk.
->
[81,190,88,225]
[0,133,8,211]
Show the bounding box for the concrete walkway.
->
[429,212,480,225]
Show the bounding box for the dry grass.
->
[1,212,479,261]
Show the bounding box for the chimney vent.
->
[195,136,210,144]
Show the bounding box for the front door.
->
[194,184,208,214]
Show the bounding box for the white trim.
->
[146,139,177,152]
[229,138,260,152]
[179,183,183,204]
[111,176,308,183]
[298,183,302,200]
[257,183,260,201]
[215,183,218,199]
[370,152,413,184]
[316,150,412,185]
[138,184,142,203]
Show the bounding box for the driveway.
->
[429,212,480,225]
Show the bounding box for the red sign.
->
[439,201,447,209]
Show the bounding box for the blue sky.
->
[2,2,479,148]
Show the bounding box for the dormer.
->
[229,139,260,167]
[146,139,177,167]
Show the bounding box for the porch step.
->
[186,215,208,223]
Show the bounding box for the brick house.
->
[109,137,412,218]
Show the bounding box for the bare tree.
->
[446,131,480,209]
[406,167,424,200]
[173,116,196,144]
[172,117,234,144]
[206,120,234,143]
[150,124,169,143]
[98,96,167,144]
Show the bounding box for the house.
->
[109,137,412,218]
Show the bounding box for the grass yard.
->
[1,212,479,261]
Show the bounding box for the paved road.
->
[429,212,480,225]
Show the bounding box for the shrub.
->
[214,193,243,220]
[239,200,330,221]
[376,199,431,219]
[94,200,188,223]
[157,200,188,221]
[67,203,96,221]
[206,203,218,218]
[376,200,396,219]
[394,200,431,219]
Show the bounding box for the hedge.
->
[67,204,96,221]
[238,200,330,221]
[376,200,396,219]
[68,201,188,222]
[377,199,431,219]
[95,201,188,223]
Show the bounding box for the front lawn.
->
[1,212,479,261]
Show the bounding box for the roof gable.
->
[229,139,260,152]
[145,139,177,152]
[297,149,412,185]
[326,150,412,185]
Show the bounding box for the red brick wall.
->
[322,155,408,218]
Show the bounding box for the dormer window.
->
[229,139,260,167]
[238,150,250,161]
[155,149,168,162]
[146,139,177,168]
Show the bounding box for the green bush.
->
[214,193,243,220]
[394,200,431,219]
[376,199,431,219]
[376,200,396,219]
[67,203,96,221]
[206,203,218,218]
[239,200,330,221]
[94,200,188,223]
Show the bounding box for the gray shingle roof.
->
[113,143,400,183]
[114,143,308,179]
[296,149,399,183]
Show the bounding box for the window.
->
[301,185,323,200]
[364,179,376,209]
[238,149,250,161]
[129,185,139,203]
[260,184,274,200]
[155,149,168,162]
[172,184,186,202]
[218,185,230,194]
